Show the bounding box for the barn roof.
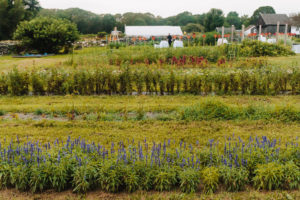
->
[125,26,183,37]
[259,14,291,25]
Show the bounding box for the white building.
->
[124,26,183,38]
[291,26,300,35]
[244,25,257,36]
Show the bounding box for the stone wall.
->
[0,41,17,55]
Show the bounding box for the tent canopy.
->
[125,26,183,38]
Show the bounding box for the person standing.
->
[167,33,172,47]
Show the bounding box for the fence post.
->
[284,24,288,46]
[242,25,245,41]
[276,21,280,43]
[231,25,234,43]
[222,26,224,44]
[258,25,262,41]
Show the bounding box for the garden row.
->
[1,66,299,96]
[0,136,298,194]
[70,41,295,66]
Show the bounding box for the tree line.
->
[1,0,299,40]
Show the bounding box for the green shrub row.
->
[1,66,299,96]
[237,40,296,57]
[180,101,300,122]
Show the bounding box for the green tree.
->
[204,8,225,31]
[250,6,276,24]
[241,15,251,27]
[225,11,242,29]
[0,0,26,40]
[23,0,41,19]
[13,17,79,53]
[182,23,205,33]
[102,14,116,33]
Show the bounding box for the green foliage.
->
[0,0,40,40]
[154,167,178,191]
[201,167,220,194]
[282,161,300,190]
[13,17,79,54]
[253,162,284,190]
[72,162,99,193]
[219,166,249,192]
[204,9,225,32]
[8,68,29,96]
[98,162,122,193]
[238,40,295,57]
[179,168,200,193]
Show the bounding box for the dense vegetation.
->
[0,63,298,96]
[13,17,80,54]
[0,136,298,194]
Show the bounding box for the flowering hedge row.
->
[1,66,299,96]
[0,136,299,193]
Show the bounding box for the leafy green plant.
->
[253,162,284,190]
[179,168,200,193]
[219,166,249,192]
[13,17,79,54]
[154,167,178,191]
[201,167,219,194]
[72,163,99,193]
[282,161,300,190]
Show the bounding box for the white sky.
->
[39,0,300,17]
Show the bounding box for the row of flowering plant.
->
[0,135,298,193]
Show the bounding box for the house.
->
[124,26,183,38]
[244,25,257,36]
[291,19,300,36]
[257,13,291,34]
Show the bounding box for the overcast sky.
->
[39,0,300,17]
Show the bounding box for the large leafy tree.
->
[13,17,79,53]
[250,6,276,24]
[23,0,41,19]
[0,0,40,40]
[225,11,242,29]
[204,8,225,31]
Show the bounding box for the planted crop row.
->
[0,136,298,194]
[1,66,299,96]
[70,41,295,67]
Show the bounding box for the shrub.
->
[219,166,249,192]
[154,167,178,191]
[8,68,29,96]
[282,161,300,190]
[238,40,295,57]
[13,17,79,54]
[253,162,284,190]
[179,168,200,193]
[201,167,219,194]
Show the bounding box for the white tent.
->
[125,26,183,38]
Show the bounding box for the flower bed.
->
[0,136,298,193]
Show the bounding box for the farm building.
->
[244,25,257,36]
[291,19,300,36]
[124,26,183,38]
[257,13,291,34]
